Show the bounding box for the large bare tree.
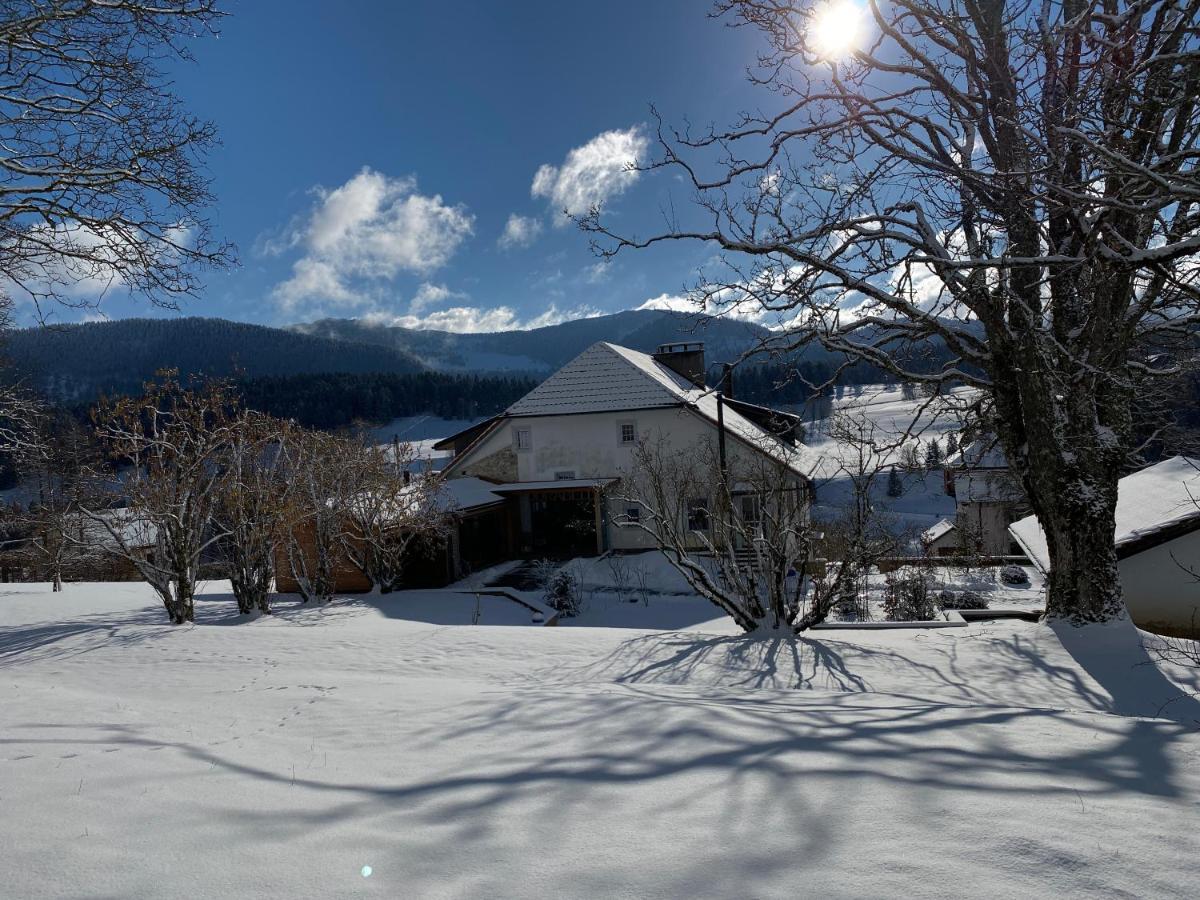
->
[279,429,359,606]
[212,411,291,615]
[0,1,231,321]
[88,371,237,623]
[586,0,1200,624]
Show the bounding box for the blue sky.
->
[79,1,775,331]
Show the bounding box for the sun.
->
[808,0,865,59]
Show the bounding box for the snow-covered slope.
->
[2,581,1198,898]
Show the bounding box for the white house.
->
[435,341,822,558]
[1008,456,1200,638]
[942,437,1028,556]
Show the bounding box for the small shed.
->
[1008,457,1200,638]
[921,518,960,556]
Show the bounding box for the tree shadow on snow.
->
[3,684,1194,888]
[0,604,169,668]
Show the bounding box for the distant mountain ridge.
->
[5,309,775,405]
[291,309,773,375]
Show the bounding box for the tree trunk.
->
[172,582,195,624]
[52,570,62,592]
[1041,496,1125,624]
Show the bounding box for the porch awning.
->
[489,477,619,493]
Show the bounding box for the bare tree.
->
[0,1,231,322]
[820,412,909,615]
[212,411,291,615]
[24,414,106,589]
[278,429,359,605]
[340,440,451,594]
[88,371,236,623]
[586,0,1200,624]
[619,435,832,632]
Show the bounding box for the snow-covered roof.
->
[946,437,1007,470]
[439,477,507,512]
[1008,456,1200,571]
[501,342,822,479]
[922,518,957,544]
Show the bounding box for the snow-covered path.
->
[2,582,1198,898]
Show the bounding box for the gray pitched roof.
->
[503,341,822,478]
[506,343,683,415]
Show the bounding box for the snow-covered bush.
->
[884,572,939,621]
[834,568,870,621]
[530,558,559,590]
[543,568,584,618]
[938,590,989,611]
[1000,566,1030,586]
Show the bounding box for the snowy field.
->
[3,581,1200,898]
[805,385,973,543]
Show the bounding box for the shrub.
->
[884,572,940,621]
[543,568,584,618]
[1000,565,1030,585]
[938,590,989,610]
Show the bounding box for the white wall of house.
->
[951,469,1025,556]
[446,407,808,552]
[956,500,1024,556]
[1119,530,1200,637]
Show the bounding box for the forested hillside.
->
[294,309,772,373]
[5,317,426,403]
[236,371,537,430]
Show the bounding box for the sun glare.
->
[808,1,864,60]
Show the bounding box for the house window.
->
[624,506,641,523]
[554,470,576,481]
[687,497,711,532]
[513,427,531,451]
[618,420,637,445]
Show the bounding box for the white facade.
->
[447,405,809,551]
[442,342,820,555]
[1117,530,1200,637]
[947,446,1027,556]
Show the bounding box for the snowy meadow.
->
[3,580,1199,898]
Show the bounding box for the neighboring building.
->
[942,437,1028,556]
[921,518,960,556]
[273,476,510,594]
[436,341,822,559]
[1008,456,1200,638]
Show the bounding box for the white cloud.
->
[637,293,696,314]
[4,221,196,309]
[368,303,601,333]
[497,214,542,250]
[409,281,466,313]
[271,167,474,311]
[635,286,806,330]
[531,126,648,225]
[582,261,611,284]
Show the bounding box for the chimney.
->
[652,341,706,388]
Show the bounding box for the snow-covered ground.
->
[835,563,1047,622]
[3,580,1199,898]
